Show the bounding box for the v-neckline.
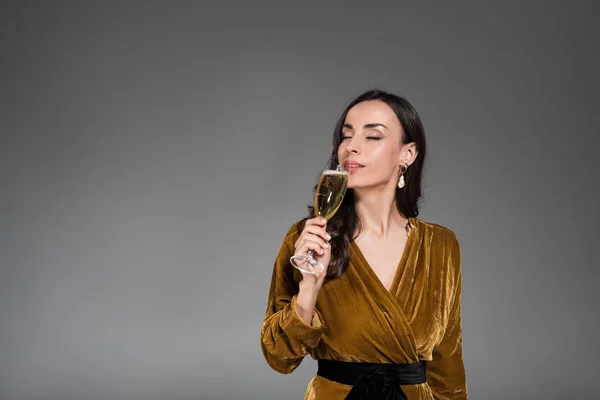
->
[350,217,419,295]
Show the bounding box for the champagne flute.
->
[290,164,349,274]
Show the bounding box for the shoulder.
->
[415,219,463,290]
[415,217,459,241]
[280,219,307,248]
[284,219,306,237]
[414,217,461,258]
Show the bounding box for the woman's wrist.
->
[296,284,320,325]
[299,279,322,294]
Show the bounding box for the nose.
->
[344,137,360,154]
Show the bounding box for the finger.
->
[298,238,329,255]
[296,240,322,255]
[295,225,327,248]
[300,233,330,250]
[306,217,327,227]
[302,225,331,243]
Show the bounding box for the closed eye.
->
[341,136,381,140]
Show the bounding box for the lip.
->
[343,160,365,172]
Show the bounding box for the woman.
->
[260,89,467,399]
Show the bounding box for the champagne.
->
[289,165,348,274]
[314,170,349,220]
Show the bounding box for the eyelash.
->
[341,136,381,141]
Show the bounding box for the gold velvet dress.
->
[261,217,467,399]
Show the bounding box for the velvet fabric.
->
[261,217,467,399]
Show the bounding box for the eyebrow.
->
[343,123,388,130]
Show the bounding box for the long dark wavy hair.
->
[296,89,427,280]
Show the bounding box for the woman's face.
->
[337,100,411,190]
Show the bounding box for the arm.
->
[427,234,468,399]
[260,225,326,374]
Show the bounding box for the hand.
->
[293,217,331,289]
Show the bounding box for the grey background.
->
[1,1,599,399]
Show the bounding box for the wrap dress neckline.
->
[349,216,419,296]
[347,216,422,362]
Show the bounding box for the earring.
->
[398,163,408,189]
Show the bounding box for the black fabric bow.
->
[345,367,408,400]
[316,359,426,400]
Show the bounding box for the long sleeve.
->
[260,224,326,374]
[427,234,468,399]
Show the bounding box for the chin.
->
[347,179,364,189]
[347,177,390,190]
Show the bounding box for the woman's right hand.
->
[293,217,331,290]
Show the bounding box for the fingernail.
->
[326,234,331,240]
[321,218,327,223]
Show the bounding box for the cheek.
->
[337,145,344,159]
[369,147,401,181]
[370,145,397,167]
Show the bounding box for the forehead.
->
[344,100,400,130]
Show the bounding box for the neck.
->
[353,184,409,238]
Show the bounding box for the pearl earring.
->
[398,163,408,189]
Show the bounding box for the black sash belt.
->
[317,359,427,400]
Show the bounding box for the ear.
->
[399,142,418,167]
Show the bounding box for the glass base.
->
[289,255,324,274]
